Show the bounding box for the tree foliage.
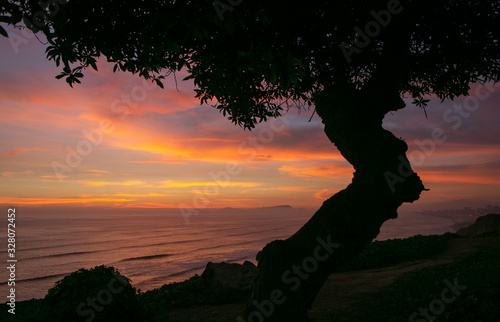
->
[1,0,499,128]
[35,265,143,322]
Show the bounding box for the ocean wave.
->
[225,227,283,237]
[21,238,130,252]
[121,253,172,262]
[0,272,68,285]
[23,250,95,260]
[196,235,289,252]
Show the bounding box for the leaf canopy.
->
[2,0,499,128]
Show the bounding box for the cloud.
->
[1,31,499,210]
[0,148,39,157]
[314,189,337,201]
[0,170,34,177]
[113,193,172,197]
[273,186,313,192]
[0,197,133,205]
[84,169,111,175]
[76,180,146,186]
[159,180,261,188]
[419,161,500,185]
[279,162,353,180]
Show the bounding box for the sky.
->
[0,25,499,216]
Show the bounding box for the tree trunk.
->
[241,83,426,321]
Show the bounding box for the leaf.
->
[0,25,7,38]
[270,73,277,85]
[290,57,303,67]
[89,60,98,71]
[155,79,164,89]
[45,45,55,53]
[22,15,39,32]
[171,43,181,53]
[55,73,66,79]
[289,71,298,85]
[0,16,12,24]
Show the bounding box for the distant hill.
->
[456,213,500,237]
[219,205,293,211]
[260,205,293,209]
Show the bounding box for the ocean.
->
[1,207,456,301]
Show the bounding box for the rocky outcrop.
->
[456,213,500,237]
[201,261,258,296]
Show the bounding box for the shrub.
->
[334,233,459,272]
[33,265,144,322]
[330,240,500,321]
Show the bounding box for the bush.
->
[330,241,500,321]
[139,274,251,321]
[475,229,500,238]
[33,265,144,322]
[334,233,459,272]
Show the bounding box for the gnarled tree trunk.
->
[241,83,425,321]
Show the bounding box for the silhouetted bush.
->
[33,265,144,322]
[334,233,459,272]
[138,273,251,321]
[330,239,500,321]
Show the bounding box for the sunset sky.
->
[1,25,499,215]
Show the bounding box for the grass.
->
[334,233,459,272]
[137,274,251,321]
[2,231,497,321]
[329,239,500,321]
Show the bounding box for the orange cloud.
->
[0,148,39,156]
[314,189,336,201]
[113,193,172,197]
[40,174,68,180]
[0,197,132,205]
[160,180,261,188]
[273,186,313,192]
[121,202,179,208]
[76,180,146,186]
[0,170,34,177]
[279,162,353,180]
[85,169,111,175]
[420,171,500,185]
[106,131,342,164]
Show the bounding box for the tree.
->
[2,0,499,320]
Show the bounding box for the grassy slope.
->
[329,231,500,321]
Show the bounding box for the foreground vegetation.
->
[330,232,500,321]
[3,232,499,321]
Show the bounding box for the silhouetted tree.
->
[2,1,499,320]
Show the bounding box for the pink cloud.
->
[0,148,39,156]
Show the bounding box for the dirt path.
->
[167,237,496,322]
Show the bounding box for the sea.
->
[1,207,457,302]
